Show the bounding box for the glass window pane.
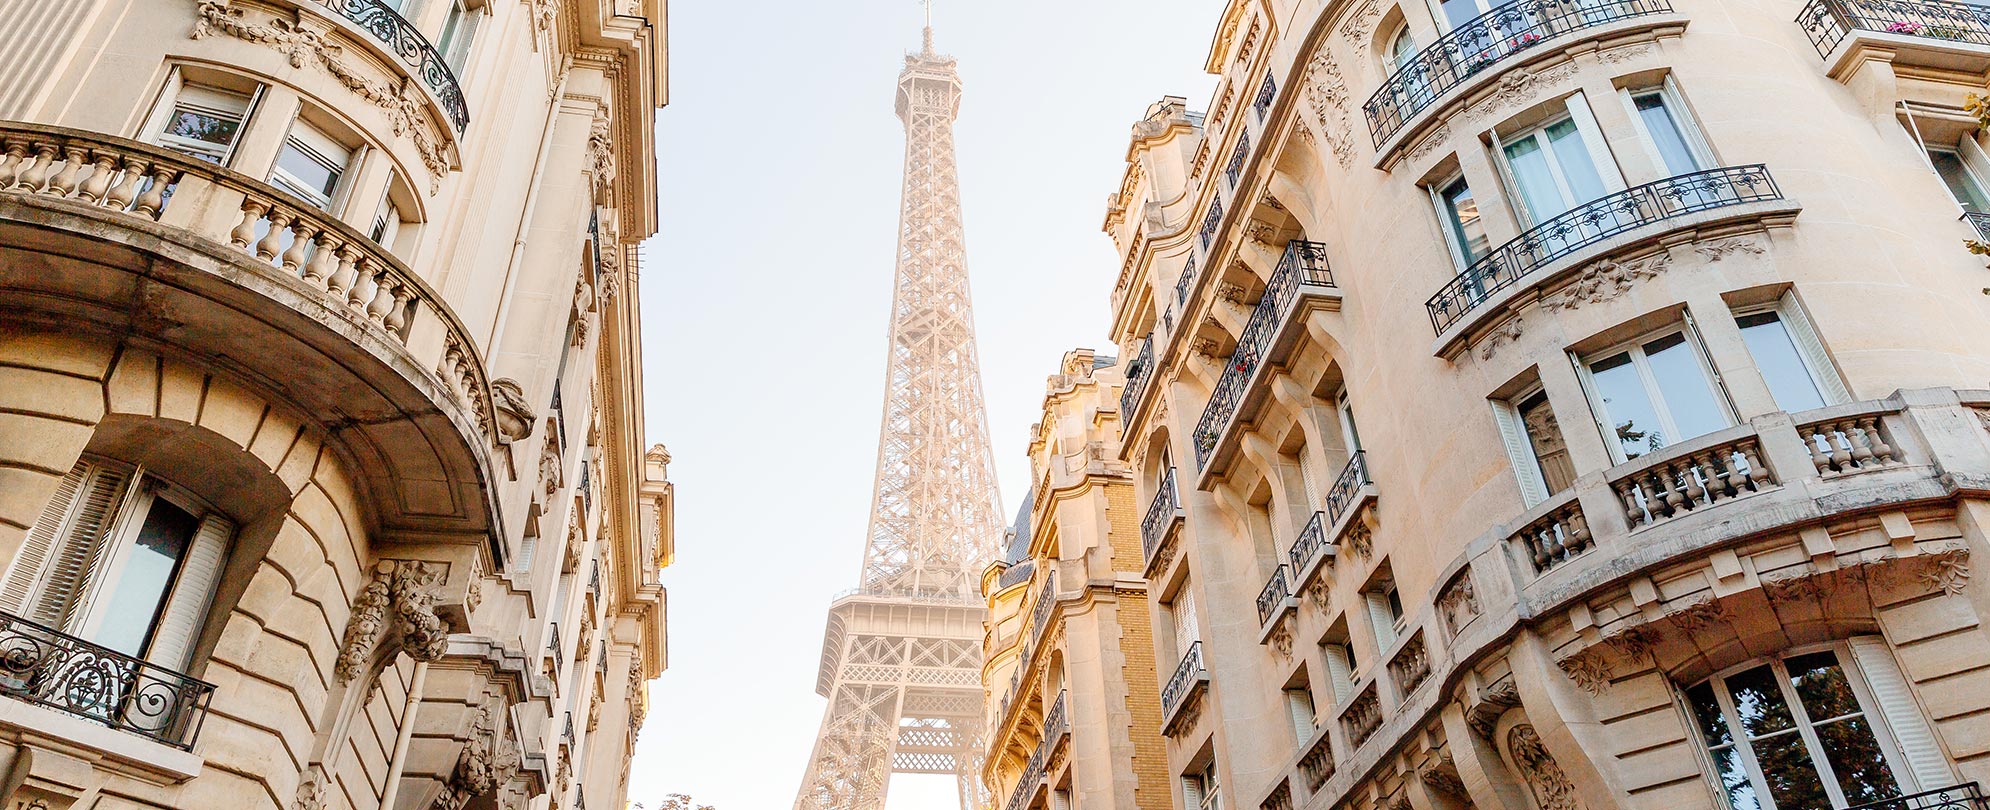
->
[93,499,198,656]
[1636,93,1702,175]
[1929,149,1990,213]
[1726,665,1798,737]
[1813,716,1901,805]
[1441,0,1484,30]
[1442,179,1490,263]
[1786,652,1862,721]
[1546,118,1608,207]
[1642,332,1729,443]
[1686,682,1734,746]
[165,109,239,151]
[1504,133,1569,222]
[1711,745,1765,810]
[1736,312,1826,413]
[1589,350,1667,457]
[1749,730,1834,810]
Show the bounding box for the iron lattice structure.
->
[791,28,1003,810]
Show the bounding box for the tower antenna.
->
[921,0,934,53]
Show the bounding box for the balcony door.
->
[1493,93,1625,226]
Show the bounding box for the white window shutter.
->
[1323,643,1354,704]
[1779,293,1852,405]
[21,462,130,630]
[1493,400,1550,507]
[1285,688,1315,740]
[1297,448,1322,513]
[1,462,90,615]
[1052,789,1071,810]
[1848,636,1953,792]
[1366,591,1397,650]
[1173,586,1200,656]
[1181,775,1204,810]
[147,513,233,670]
[1564,90,1627,192]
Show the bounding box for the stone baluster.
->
[230,200,264,249]
[1653,467,1683,516]
[16,143,57,191]
[282,221,315,273]
[1564,503,1591,555]
[303,233,339,288]
[0,140,29,188]
[77,152,117,204]
[1846,419,1876,467]
[384,283,414,338]
[1743,441,1771,489]
[1614,479,1643,528]
[348,258,378,312]
[131,166,172,218]
[327,244,359,301]
[1680,456,1708,506]
[106,158,147,211]
[47,147,84,197]
[1826,423,1854,470]
[1858,416,1896,464]
[1807,430,1831,474]
[365,271,396,324]
[257,208,290,263]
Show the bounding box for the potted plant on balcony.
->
[1886,20,1923,34]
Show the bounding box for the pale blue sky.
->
[631,1,1218,807]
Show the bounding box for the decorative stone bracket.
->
[335,551,482,683]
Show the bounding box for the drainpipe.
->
[485,61,574,364]
[377,660,431,810]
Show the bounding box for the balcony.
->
[1848,783,1988,809]
[300,0,470,131]
[1199,198,1224,250]
[1142,468,1185,577]
[1968,211,1990,241]
[1288,452,1377,594]
[0,610,213,750]
[1192,241,1336,470]
[1226,131,1252,188]
[1426,165,1784,338]
[1253,72,1278,121]
[1800,0,1990,59]
[1120,335,1155,427]
[1607,426,1775,531]
[1160,641,1208,735]
[1256,564,1295,629]
[1364,0,1674,149]
[1508,490,1593,575]
[0,123,501,546]
[1003,691,1068,810]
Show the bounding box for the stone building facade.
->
[0,1,670,809]
[1104,1,1990,810]
[981,350,1168,810]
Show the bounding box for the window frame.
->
[1574,318,1737,465]
[1621,77,1718,178]
[1681,641,1917,810]
[1731,292,1850,411]
[268,116,357,212]
[1492,383,1573,506]
[1429,173,1490,271]
[1898,101,1990,215]
[1490,92,1627,228]
[141,68,261,167]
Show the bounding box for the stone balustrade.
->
[1609,429,1775,530]
[1798,404,1905,476]
[1339,683,1382,751]
[1508,492,1592,575]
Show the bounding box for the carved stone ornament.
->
[1303,46,1358,168]
[1599,43,1654,64]
[335,560,450,683]
[1304,576,1331,612]
[1467,677,1522,739]
[597,263,622,306]
[1269,619,1295,658]
[1216,281,1250,304]
[191,1,449,188]
[1670,595,1733,634]
[586,113,616,198]
[1260,192,1287,211]
[431,699,521,810]
[629,658,649,731]
[1763,571,1825,605]
[1465,62,1582,125]
[1436,571,1479,638]
[1343,516,1374,559]
[1556,647,1614,694]
[1508,724,1585,810]
[1918,545,1971,596]
[1406,124,1452,164]
[564,513,585,571]
[1694,236,1766,263]
[1421,754,1470,799]
[1340,0,1382,45]
[1238,17,1263,65]
[1544,253,1672,313]
[489,379,538,445]
[1476,316,1525,361]
[292,767,328,810]
[1606,622,1664,663]
[533,0,558,32]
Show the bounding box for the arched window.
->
[1681,642,1940,810]
[2,455,231,672]
[1390,27,1419,71]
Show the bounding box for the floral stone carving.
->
[489,379,537,445]
[1508,724,1584,810]
[335,560,451,683]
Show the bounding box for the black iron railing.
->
[1426,164,1780,334]
[1799,0,1990,56]
[1003,691,1069,810]
[1967,211,1990,240]
[1257,565,1293,626]
[310,0,470,131]
[0,610,214,749]
[1364,0,1672,146]
[1028,570,1059,643]
[1142,468,1182,564]
[1848,784,1988,810]
[1193,241,1335,467]
[1323,451,1371,531]
[1254,72,1278,121]
[1287,510,1329,575]
[1175,255,1200,305]
[1200,198,1225,249]
[1226,131,1252,187]
[1162,641,1205,719]
[1121,335,1155,424]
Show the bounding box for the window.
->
[1734,294,1847,412]
[1494,94,1621,225]
[147,76,254,165]
[1284,684,1317,741]
[1899,103,1990,213]
[3,457,231,670]
[1321,638,1357,703]
[1684,645,1921,810]
[1434,175,1490,268]
[1337,393,1364,455]
[1390,27,1419,70]
[269,118,353,210]
[1579,324,1731,462]
[1625,81,1714,177]
[1494,387,1576,505]
[436,0,480,72]
[1365,583,1402,649]
[1183,761,1222,810]
[1169,585,1200,663]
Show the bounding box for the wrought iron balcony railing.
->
[1256,564,1293,626]
[1200,197,1225,249]
[1364,0,1672,147]
[1193,240,1334,467]
[1968,211,1990,240]
[1323,451,1371,530]
[1287,510,1329,576]
[1426,165,1781,335]
[1142,468,1182,564]
[1028,569,1059,644]
[0,610,214,749]
[1226,131,1252,188]
[1003,691,1069,810]
[1175,255,1200,305]
[1799,0,1990,56]
[1121,335,1155,424]
[1253,72,1278,121]
[1847,783,1988,810]
[1161,641,1206,720]
[307,0,470,131]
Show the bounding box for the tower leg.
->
[793,682,905,810]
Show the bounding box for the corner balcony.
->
[1426,165,1793,356]
[1799,0,1990,74]
[0,610,213,751]
[0,123,502,547]
[1160,641,1208,736]
[1142,468,1186,579]
[1002,691,1068,810]
[1192,241,1338,477]
[1365,0,1675,150]
[1287,452,1377,595]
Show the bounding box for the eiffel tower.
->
[790,10,1004,810]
